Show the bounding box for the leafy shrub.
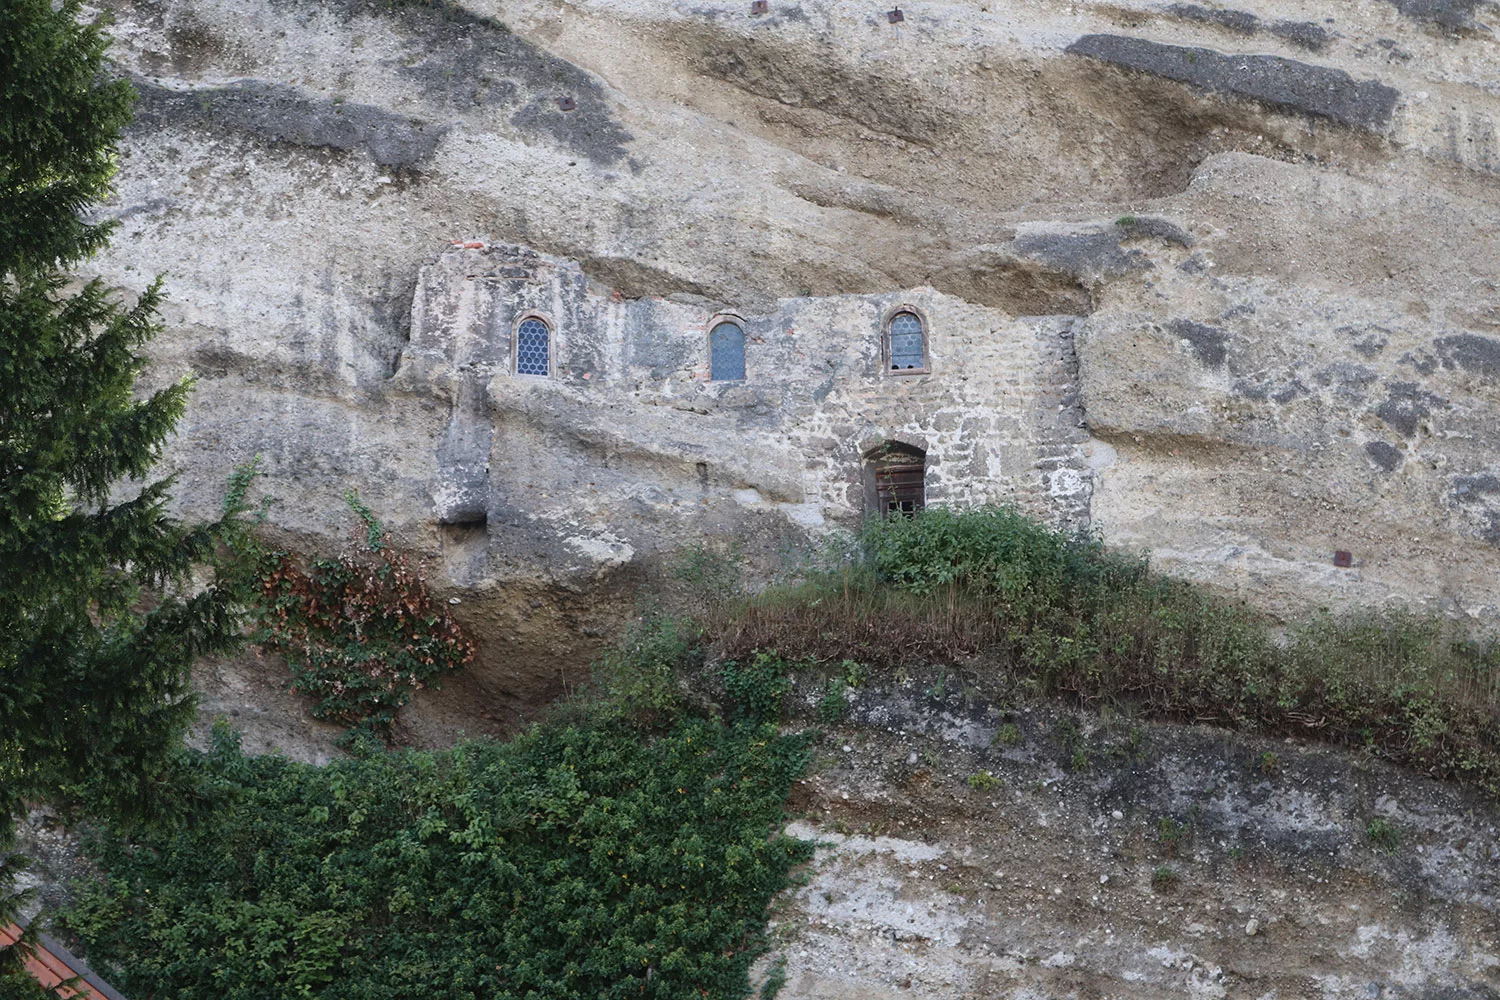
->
[835,659,867,689]
[861,504,1142,604]
[588,609,701,724]
[1151,865,1180,891]
[816,679,849,723]
[758,957,788,1000]
[967,771,998,791]
[245,492,474,730]
[718,651,799,724]
[1278,609,1500,784]
[63,709,812,1000]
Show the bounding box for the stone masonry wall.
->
[397,242,1094,586]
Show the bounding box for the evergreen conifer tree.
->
[0,0,245,844]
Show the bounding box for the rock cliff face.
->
[89,0,1500,673]
[772,682,1500,1000]
[47,0,1500,991]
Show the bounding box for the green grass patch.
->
[717,506,1500,795]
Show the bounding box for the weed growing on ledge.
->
[817,678,850,723]
[1157,817,1187,856]
[1366,818,1403,853]
[587,608,701,725]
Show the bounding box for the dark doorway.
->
[866,442,926,517]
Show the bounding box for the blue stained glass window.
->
[516,317,550,376]
[709,321,745,381]
[888,311,925,370]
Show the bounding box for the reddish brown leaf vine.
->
[247,494,475,730]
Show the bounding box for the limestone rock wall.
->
[1080,152,1500,622]
[84,0,1500,641]
[55,2,1500,987]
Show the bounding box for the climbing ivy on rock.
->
[246,491,474,730]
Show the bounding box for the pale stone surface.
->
[759,680,1500,999]
[1080,151,1500,622]
[86,0,1500,632]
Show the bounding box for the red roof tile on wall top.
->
[1,923,129,1000]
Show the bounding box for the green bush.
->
[63,709,812,1000]
[720,652,796,723]
[1278,608,1500,781]
[861,504,1141,604]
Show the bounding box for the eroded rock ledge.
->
[770,678,1500,999]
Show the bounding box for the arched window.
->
[516,316,551,376]
[709,319,746,381]
[866,441,925,517]
[886,309,928,373]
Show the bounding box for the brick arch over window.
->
[884,308,929,373]
[865,441,926,517]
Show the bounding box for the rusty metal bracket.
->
[1333,550,1353,568]
[887,7,904,22]
[556,95,576,112]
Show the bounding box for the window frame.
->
[512,311,556,378]
[882,305,931,376]
[706,312,748,382]
[864,440,927,518]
